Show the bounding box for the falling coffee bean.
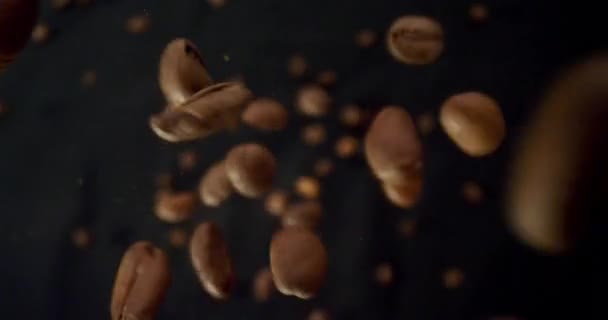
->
[296,84,332,117]
[252,267,275,302]
[316,70,338,87]
[110,241,171,320]
[301,123,327,146]
[355,28,377,48]
[387,15,444,65]
[208,0,227,9]
[72,227,93,249]
[443,268,464,289]
[308,308,331,320]
[126,14,150,34]
[314,158,334,177]
[177,150,198,172]
[81,69,96,88]
[190,222,235,299]
[416,112,436,136]
[287,54,308,78]
[335,135,359,159]
[462,181,483,205]
[242,97,289,131]
[282,200,322,229]
[168,228,188,248]
[154,190,196,223]
[339,104,367,128]
[469,3,489,23]
[154,173,172,190]
[0,0,38,72]
[382,179,422,209]
[31,22,50,44]
[270,227,328,299]
[398,219,417,238]
[375,263,394,287]
[265,190,290,217]
[225,143,276,198]
[198,161,233,207]
[440,92,506,157]
[51,0,72,10]
[294,176,320,200]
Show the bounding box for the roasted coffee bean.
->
[287,54,308,78]
[198,161,233,207]
[110,241,171,320]
[355,28,377,48]
[339,104,367,128]
[301,123,327,146]
[126,14,151,34]
[51,0,72,10]
[375,263,394,287]
[177,150,198,172]
[443,268,464,289]
[72,227,92,249]
[282,200,322,229]
[252,267,275,302]
[208,0,227,9]
[154,173,172,190]
[270,227,328,299]
[168,228,188,248]
[335,135,359,159]
[308,308,331,320]
[225,143,276,198]
[296,85,331,117]
[190,222,235,299]
[154,190,196,223]
[158,38,213,107]
[0,0,38,72]
[387,15,444,65]
[294,176,320,200]
[316,70,337,87]
[31,23,50,44]
[416,112,436,136]
[462,181,483,205]
[440,92,506,157]
[470,3,489,23]
[314,158,334,177]
[265,190,290,217]
[242,98,288,131]
[382,178,422,209]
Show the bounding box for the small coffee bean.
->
[355,29,377,48]
[265,190,290,217]
[252,267,275,302]
[168,228,188,248]
[287,54,308,78]
[225,143,276,198]
[314,158,334,177]
[51,0,72,10]
[308,308,331,320]
[282,200,322,229]
[198,161,233,207]
[339,104,367,128]
[31,22,50,44]
[177,150,198,172]
[154,190,196,223]
[387,15,444,65]
[242,98,288,131]
[294,176,320,200]
[443,268,464,289]
[72,227,93,249]
[382,178,422,209]
[81,69,96,88]
[190,222,235,299]
[0,0,38,72]
[316,70,337,87]
[296,85,331,117]
[208,0,227,9]
[334,135,359,159]
[470,3,489,23]
[375,263,394,287]
[126,14,150,34]
[301,123,327,146]
[154,173,172,190]
[416,112,436,136]
[462,181,483,205]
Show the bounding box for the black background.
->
[0,0,605,319]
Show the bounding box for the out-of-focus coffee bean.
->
[294,176,320,200]
[375,263,394,287]
[270,227,328,299]
[470,3,489,23]
[316,70,337,87]
[208,0,227,9]
[126,14,150,34]
[72,227,92,249]
[287,54,308,78]
[51,0,72,10]
[314,158,334,177]
[265,190,290,217]
[225,143,276,198]
[154,173,172,190]
[382,179,422,209]
[339,104,367,128]
[301,123,327,146]
[387,15,444,65]
[398,219,416,238]
[190,222,235,299]
[242,98,288,131]
[150,82,253,142]
[443,268,464,289]
[154,190,196,223]
[168,228,188,248]
[0,0,38,72]
[198,161,233,207]
[365,106,423,186]
[440,92,506,157]
[507,55,608,254]
[308,308,331,320]
[335,135,359,159]
[31,23,50,44]
[110,241,171,320]
[158,38,213,107]
[81,69,96,88]
[252,267,275,302]
[177,150,198,172]
[296,85,331,117]
[416,112,436,136]
[462,181,483,205]
[282,200,322,229]
[355,28,377,48]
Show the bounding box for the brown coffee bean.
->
[225,143,276,198]
[440,92,506,157]
[335,135,359,159]
[416,112,436,136]
[190,222,235,299]
[287,54,308,78]
[252,267,275,302]
[51,0,72,10]
[31,23,50,44]
[443,268,464,289]
[375,263,394,287]
[301,123,327,146]
[355,28,377,48]
[282,200,322,229]
[470,3,489,23]
[168,228,188,248]
[81,69,96,88]
[208,0,227,9]
[0,0,38,72]
[265,190,290,217]
[316,70,337,87]
[387,15,444,65]
[296,85,331,117]
[314,158,334,177]
[398,219,416,238]
[339,104,367,128]
[154,190,196,223]
[126,14,151,34]
[294,176,320,200]
[110,241,171,320]
[462,181,483,205]
[242,98,288,131]
[382,178,422,209]
[308,308,331,320]
[270,227,328,299]
[72,227,92,249]
[177,150,198,172]
[198,161,233,207]
[158,38,213,107]
[365,106,423,186]
[150,82,253,142]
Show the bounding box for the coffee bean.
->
[355,28,377,48]
[339,104,367,128]
[225,143,276,198]
[314,158,334,177]
[190,222,235,299]
[462,181,483,205]
[177,150,198,172]
[31,22,50,44]
[154,190,196,223]
[301,123,327,146]
[242,98,289,131]
[416,112,436,136]
[375,263,394,287]
[294,176,320,200]
[158,38,213,107]
[72,227,93,249]
[296,85,331,117]
[287,54,308,78]
[382,179,422,209]
[110,241,171,320]
[252,267,275,302]
[208,0,227,9]
[387,15,444,65]
[198,161,233,207]
[316,70,337,87]
[265,190,290,217]
[51,0,72,10]
[270,227,328,299]
[154,173,172,190]
[126,14,151,34]
[168,228,188,248]
[0,0,38,72]
[335,135,359,159]
[443,268,464,289]
[282,200,322,229]
[308,308,331,320]
[440,92,506,157]
[470,3,489,23]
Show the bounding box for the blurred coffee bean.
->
[154,173,172,190]
[31,22,50,44]
[190,222,235,299]
[365,106,423,186]
[208,0,227,9]
[440,92,506,157]
[398,219,416,238]
[0,0,38,72]
[198,161,233,207]
[154,190,196,223]
[252,267,275,302]
[282,200,322,229]
[335,135,359,159]
[81,69,96,88]
[177,150,198,172]
[51,0,72,10]
[168,228,188,248]
[308,308,331,320]
[416,112,436,135]
[375,263,394,287]
[355,28,377,48]
[382,179,422,209]
[314,158,334,177]
[270,227,328,299]
[462,181,483,205]
[126,14,151,34]
[242,97,288,131]
[110,241,171,320]
[316,70,337,87]
[265,190,290,217]
[158,38,213,107]
[294,176,320,200]
[339,104,367,128]
[296,85,331,117]
[72,227,92,249]
[387,15,444,65]
[443,268,464,289]
[301,123,327,146]
[287,54,308,78]
[225,143,276,198]
[470,3,489,23]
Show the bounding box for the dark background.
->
[0,0,605,319]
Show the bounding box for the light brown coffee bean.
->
[158,38,213,107]
[252,267,275,302]
[31,22,50,44]
[198,161,233,207]
[375,263,394,287]
[387,15,444,65]
[51,0,72,10]
[335,135,359,159]
[287,54,308,78]
[150,82,253,142]
[314,158,334,177]
[242,98,288,131]
[270,227,328,299]
[462,181,483,205]
[308,308,331,320]
[177,150,198,172]
[0,0,38,72]
[339,104,367,128]
[416,112,436,135]
[443,268,464,289]
[507,55,608,254]
[265,190,290,217]
[110,241,171,320]
[365,106,423,186]
[168,228,188,248]
[382,178,422,209]
[296,85,331,117]
[294,176,320,200]
[72,227,93,249]
[190,222,235,299]
[440,92,506,157]
[225,143,276,198]
[126,14,150,34]
[355,28,377,48]
[316,70,337,87]
[470,3,489,23]
[282,200,322,229]
[301,123,327,146]
[154,190,196,223]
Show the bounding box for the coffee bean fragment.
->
[387,15,444,65]
[154,190,196,223]
[242,98,288,131]
[198,161,233,207]
[296,85,331,117]
[225,143,276,198]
